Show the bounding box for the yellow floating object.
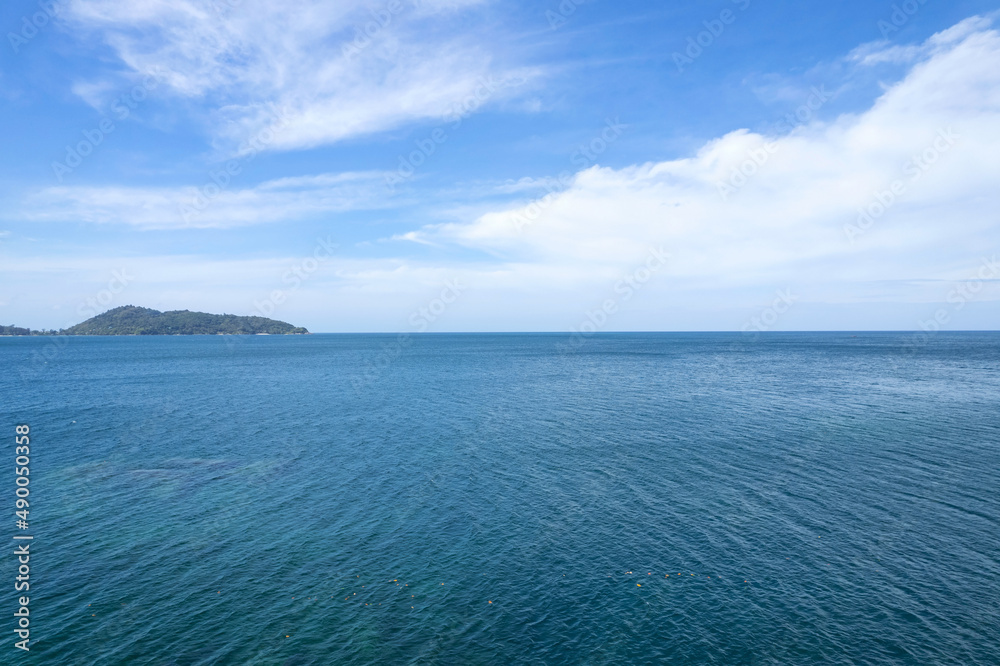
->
[637,584,641,587]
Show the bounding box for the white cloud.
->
[398,18,1000,305]
[18,171,393,229]
[848,15,994,66]
[61,0,540,152]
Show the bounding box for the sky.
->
[1,0,999,332]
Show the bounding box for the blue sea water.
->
[1,332,998,665]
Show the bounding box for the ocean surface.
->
[1,332,998,665]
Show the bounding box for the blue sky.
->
[1,0,999,332]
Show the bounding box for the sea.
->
[1,332,998,665]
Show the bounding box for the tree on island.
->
[1,306,309,336]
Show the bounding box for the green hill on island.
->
[0,325,35,336]
[2,306,309,335]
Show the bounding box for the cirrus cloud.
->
[60,0,542,153]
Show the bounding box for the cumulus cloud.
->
[401,17,1000,303]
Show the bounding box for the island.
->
[1,306,309,335]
